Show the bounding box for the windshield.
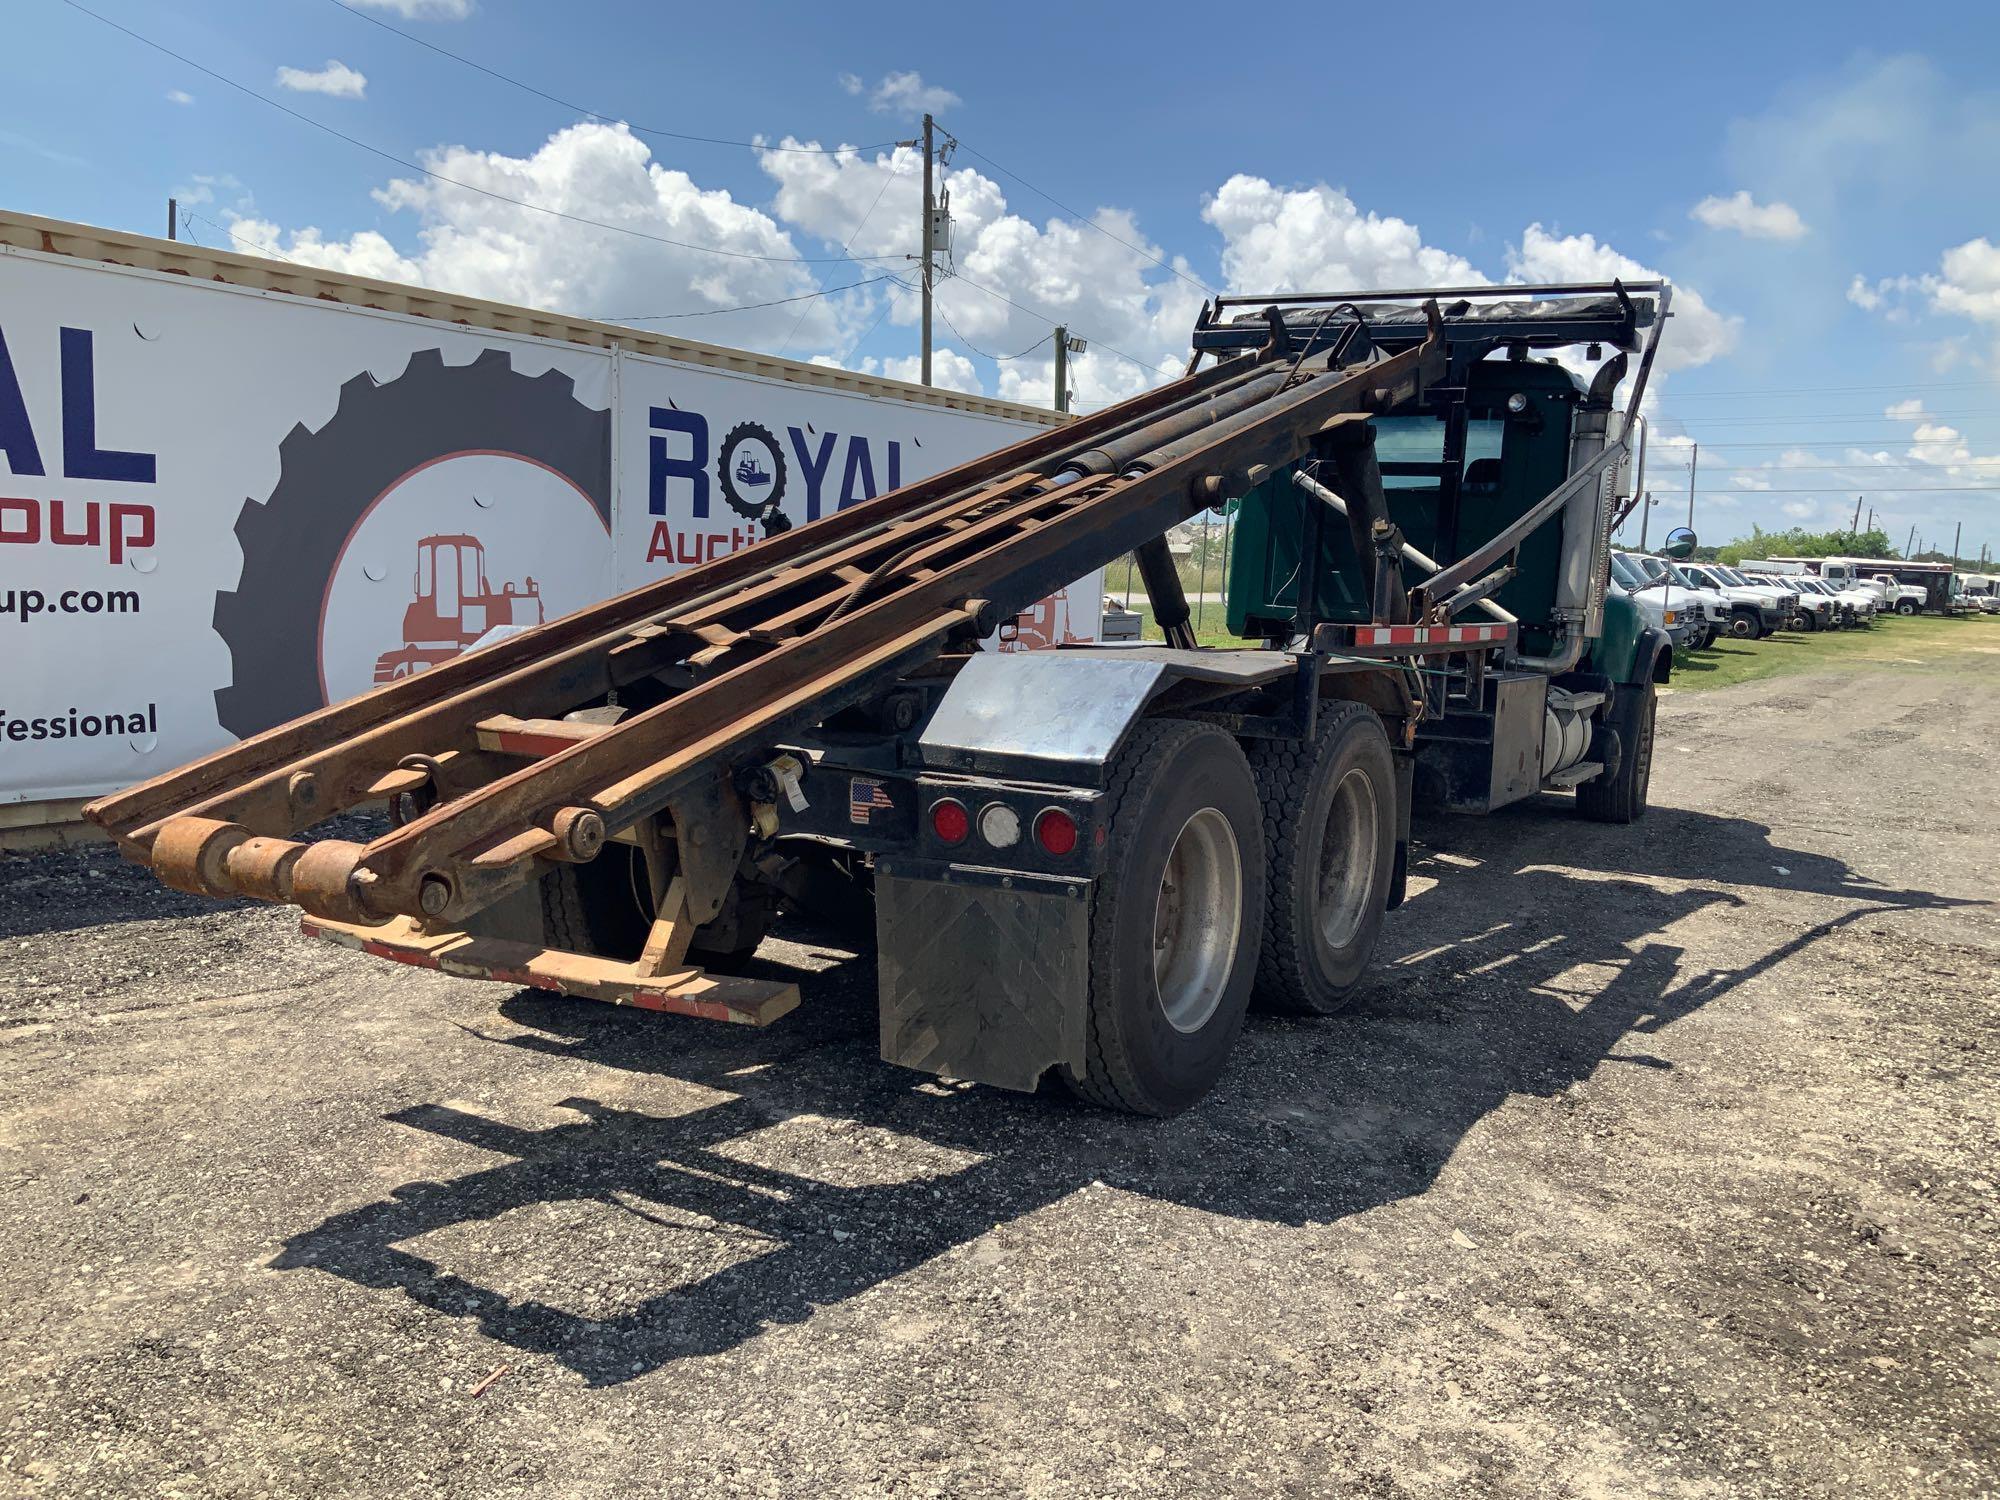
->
[1632,555,1671,582]
[1608,553,1648,589]
[1713,566,1754,586]
[1681,565,1718,587]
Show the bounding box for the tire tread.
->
[1243,701,1382,1015]
[1066,718,1237,1113]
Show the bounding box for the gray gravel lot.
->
[1,658,1996,1498]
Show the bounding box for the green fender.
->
[1587,590,1670,684]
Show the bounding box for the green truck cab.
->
[1199,287,1676,822]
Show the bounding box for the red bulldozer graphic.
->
[998,587,1093,653]
[373,534,545,683]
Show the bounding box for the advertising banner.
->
[0,247,1093,807]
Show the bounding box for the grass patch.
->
[1126,603,1249,648]
[1114,602,2000,690]
[1667,612,2000,692]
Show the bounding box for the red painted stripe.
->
[493,730,580,758]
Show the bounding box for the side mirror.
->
[1662,526,1698,559]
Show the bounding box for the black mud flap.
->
[875,865,1090,1093]
[1386,751,1414,911]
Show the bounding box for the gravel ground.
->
[1,651,1996,1498]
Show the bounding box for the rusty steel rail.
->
[86,312,1444,930]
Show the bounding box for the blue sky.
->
[8,0,2000,561]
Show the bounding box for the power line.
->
[600,273,901,323]
[846,273,918,361]
[1657,378,2000,400]
[183,207,304,264]
[323,0,903,156]
[948,133,1217,297]
[65,1,906,269]
[1650,435,2000,450]
[944,271,1168,378]
[931,300,1054,363]
[1692,461,2000,472]
[1655,407,2000,427]
[1687,485,2000,494]
[775,162,902,358]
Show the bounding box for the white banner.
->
[0,248,1095,806]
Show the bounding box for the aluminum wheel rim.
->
[1316,766,1379,956]
[1152,807,1243,1034]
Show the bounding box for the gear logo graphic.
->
[212,348,611,739]
[715,420,790,529]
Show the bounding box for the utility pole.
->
[1866,505,1876,534]
[1686,442,1698,529]
[1850,495,1864,537]
[167,197,177,241]
[919,113,934,387]
[1952,521,1962,571]
[1905,524,1917,559]
[1051,327,1085,414]
[1638,492,1653,551]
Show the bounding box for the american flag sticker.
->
[849,777,895,825]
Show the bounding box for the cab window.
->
[1370,416,1506,489]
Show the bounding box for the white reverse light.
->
[978,803,1022,849]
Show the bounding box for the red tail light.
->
[1035,807,1079,857]
[930,798,970,845]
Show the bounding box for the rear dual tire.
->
[1243,702,1397,1017]
[1064,720,1265,1117]
[1065,705,1401,1115]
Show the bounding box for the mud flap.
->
[1386,751,1414,911]
[875,866,1089,1093]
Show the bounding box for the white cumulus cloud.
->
[1202,176,1481,294]
[347,0,474,18]
[1932,237,2000,324]
[1689,191,1808,241]
[1850,237,2000,329]
[761,139,1200,406]
[843,70,960,116]
[274,60,368,99]
[231,122,859,352]
[1508,224,1740,371]
[166,89,194,106]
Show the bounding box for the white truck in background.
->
[1761,557,1931,614]
[1675,562,1793,639]
[1614,551,1726,648]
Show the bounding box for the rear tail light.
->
[930,798,970,845]
[1035,807,1079,857]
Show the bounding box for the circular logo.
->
[715,421,790,526]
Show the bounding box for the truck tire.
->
[1062,719,1264,1117]
[1243,701,1396,1016]
[1897,598,1918,615]
[1796,608,1819,632]
[1727,609,1760,640]
[1576,681,1656,824]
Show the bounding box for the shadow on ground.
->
[272,804,1982,1384]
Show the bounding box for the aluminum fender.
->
[919,648,1294,783]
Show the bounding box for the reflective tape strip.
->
[1353,622,1511,647]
